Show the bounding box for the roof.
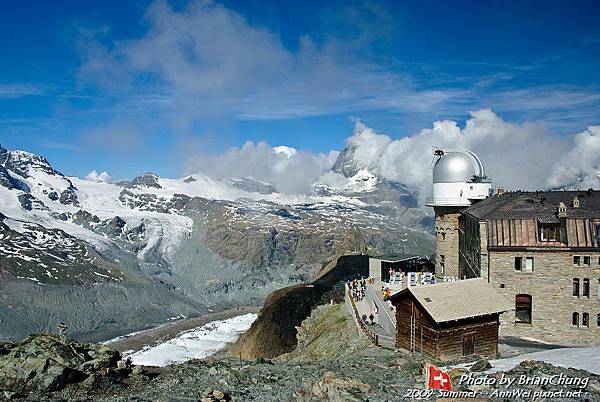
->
[387,278,513,323]
[463,190,600,222]
[369,253,419,262]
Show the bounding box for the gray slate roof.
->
[463,190,600,222]
[388,278,513,323]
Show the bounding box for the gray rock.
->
[59,186,79,206]
[0,333,120,395]
[226,177,277,195]
[17,193,47,211]
[470,357,492,372]
[118,172,162,189]
[0,165,17,189]
[0,144,7,165]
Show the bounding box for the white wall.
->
[369,258,382,279]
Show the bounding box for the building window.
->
[524,257,534,272]
[515,257,522,271]
[572,312,579,327]
[539,224,559,241]
[515,294,532,324]
[441,232,446,240]
[584,256,591,266]
[574,256,581,266]
[583,278,590,298]
[597,279,600,298]
[573,278,580,297]
[440,255,445,275]
[597,313,600,327]
[583,313,589,328]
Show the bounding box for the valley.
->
[0,143,434,342]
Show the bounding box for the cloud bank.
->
[184,141,338,194]
[341,109,600,197]
[78,0,449,124]
[182,109,600,200]
[76,0,600,136]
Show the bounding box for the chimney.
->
[557,202,567,218]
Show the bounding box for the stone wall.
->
[487,250,600,346]
[434,207,461,278]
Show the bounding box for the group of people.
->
[348,278,367,302]
[388,268,404,285]
[361,313,376,326]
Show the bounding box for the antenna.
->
[430,147,444,169]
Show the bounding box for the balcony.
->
[425,197,472,207]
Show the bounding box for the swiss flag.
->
[426,364,452,391]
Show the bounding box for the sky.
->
[1,0,600,188]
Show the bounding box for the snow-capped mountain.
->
[0,143,433,341]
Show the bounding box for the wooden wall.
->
[487,218,598,248]
[394,297,438,356]
[436,319,499,360]
[393,295,500,360]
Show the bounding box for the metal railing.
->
[425,197,472,206]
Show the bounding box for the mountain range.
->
[0,143,434,341]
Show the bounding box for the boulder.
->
[470,357,492,372]
[0,333,121,396]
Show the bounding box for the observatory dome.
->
[433,151,482,183]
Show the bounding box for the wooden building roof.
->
[386,278,512,323]
[463,190,600,222]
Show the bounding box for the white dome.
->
[433,150,483,183]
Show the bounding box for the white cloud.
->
[0,83,45,99]
[337,109,575,199]
[84,170,113,183]
[78,0,453,123]
[184,142,338,194]
[74,0,600,138]
[180,110,600,199]
[548,126,600,189]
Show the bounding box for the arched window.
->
[515,294,532,324]
[572,312,579,327]
[583,278,590,297]
[582,313,589,328]
[573,278,580,297]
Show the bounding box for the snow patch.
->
[127,313,257,367]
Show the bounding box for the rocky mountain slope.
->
[0,143,434,341]
[9,303,598,402]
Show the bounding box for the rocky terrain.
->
[0,143,434,342]
[230,255,367,359]
[2,303,599,401]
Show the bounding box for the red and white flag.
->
[425,364,452,391]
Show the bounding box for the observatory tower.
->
[426,150,491,278]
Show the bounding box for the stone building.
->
[459,190,600,345]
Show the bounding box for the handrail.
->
[345,284,381,347]
[366,284,396,326]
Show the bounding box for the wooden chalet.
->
[386,278,512,360]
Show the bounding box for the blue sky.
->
[1,0,600,179]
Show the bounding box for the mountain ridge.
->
[0,143,434,341]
